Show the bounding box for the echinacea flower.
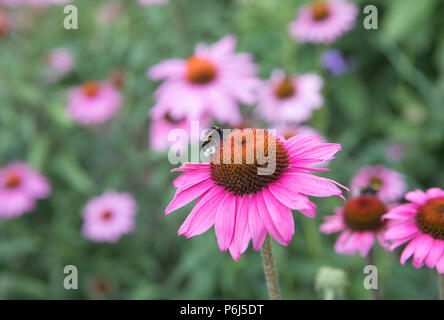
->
[0,162,50,218]
[288,0,358,44]
[82,191,137,243]
[351,165,406,203]
[150,114,192,152]
[256,69,323,125]
[383,188,444,274]
[165,129,347,260]
[320,194,389,257]
[148,35,260,126]
[66,80,123,125]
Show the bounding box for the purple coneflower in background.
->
[0,162,50,219]
[82,191,137,243]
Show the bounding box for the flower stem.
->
[367,249,380,300]
[261,235,281,300]
[439,274,444,300]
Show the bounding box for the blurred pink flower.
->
[256,69,323,124]
[274,124,320,140]
[0,162,50,219]
[288,0,358,44]
[148,35,260,126]
[0,0,71,6]
[82,191,137,243]
[138,0,168,5]
[46,48,74,81]
[66,80,123,125]
[165,129,347,260]
[383,188,444,273]
[351,165,406,203]
[320,195,389,257]
[150,115,191,152]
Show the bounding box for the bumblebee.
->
[200,126,223,157]
[359,184,379,196]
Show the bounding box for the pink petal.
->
[228,195,251,260]
[178,187,224,237]
[165,179,214,215]
[214,194,237,252]
[436,255,444,274]
[255,193,286,245]
[248,194,267,250]
[290,143,341,165]
[425,239,444,269]
[262,188,294,245]
[384,221,419,241]
[268,181,316,217]
[280,172,343,198]
[426,188,444,198]
[405,190,428,205]
[319,213,345,234]
[382,203,417,220]
[357,232,375,257]
[173,170,211,191]
[148,59,186,80]
[171,162,210,173]
[412,234,434,267]
[334,230,352,255]
[400,236,422,265]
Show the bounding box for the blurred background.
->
[0,0,443,299]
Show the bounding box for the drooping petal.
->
[165,178,214,215]
[262,188,294,245]
[425,239,444,269]
[173,170,211,191]
[357,232,375,257]
[178,186,224,237]
[228,195,251,260]
[400,236,422,265]
[268,181,316,217]
[248,194,267,250]
[255,193,287,245]
[280,172,343,198]
[412,234,434,268]
[319,211,345,234]
[214,194,237,252]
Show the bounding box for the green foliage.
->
[0,0,443,299]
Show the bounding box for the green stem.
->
[439,274,444,300]
[367,249,380,300]
[261,235,281,300]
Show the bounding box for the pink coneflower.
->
[383,188,444,274]
[0,162,50,219]
[66,80,123,125]
[150,114,192,152]
[351,165,406,203]
[138,0,168,5]
[256,69,323,125]
[82,191,137,243]
[320,194,389,257]
[165,129,347,260]
[148,35,259,126]
[288,0,358,44]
